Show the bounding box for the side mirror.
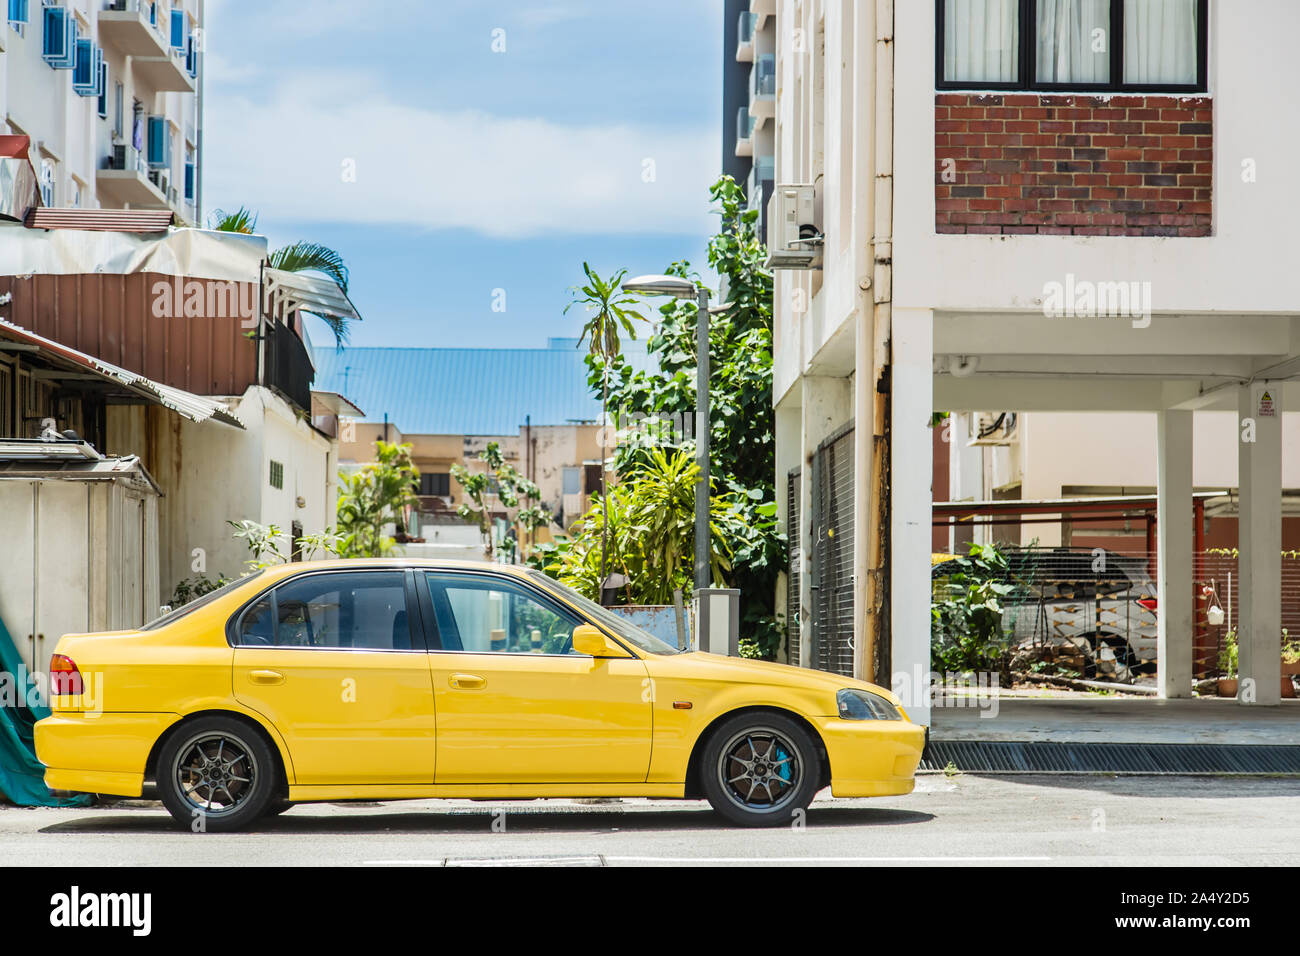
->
[572,624,631,659]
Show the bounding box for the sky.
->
[202,0,724,349]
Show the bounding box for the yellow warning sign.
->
[1259,390,1277,417]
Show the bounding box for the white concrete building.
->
[768,0,1300,723]
[2,0,203,224]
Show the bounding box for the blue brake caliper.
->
[774,744,792,783]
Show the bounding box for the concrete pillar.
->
[798,375,852,669]
[890,307,933,727]
[1156,409,1194,698]
[1237,383,1283,706]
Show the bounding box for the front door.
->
[232,568,437,786]
[422,571,652,784]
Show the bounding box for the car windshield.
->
[527,570,684,656]
[141,572,263,631]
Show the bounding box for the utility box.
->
[693,588,741,656]
[0,445,161,672]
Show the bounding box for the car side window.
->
[236,571,414,650]
[425,573,580,655]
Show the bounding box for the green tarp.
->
[0,614,90,807]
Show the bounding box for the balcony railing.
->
[266,319,314,413]
[737,106,754,142]
[738,10,756,45]
[753,54,775,98]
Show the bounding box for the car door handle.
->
[248,669,285,685]
[448,673,486,690]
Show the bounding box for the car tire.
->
[157,716,278,832]
[700,712,821,828]
[263,798,293,818]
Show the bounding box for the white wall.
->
[108,386,335,599]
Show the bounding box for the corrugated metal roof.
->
[23,208,175,233]
[0,319,244,428]
[312,345,652,435]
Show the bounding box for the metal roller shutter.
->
[786,468,801,664]
[812,426,855,677]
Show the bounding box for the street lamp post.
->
[621,275,712,592]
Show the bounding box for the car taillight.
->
[49,654,83,695]
[1136,597,1158,612]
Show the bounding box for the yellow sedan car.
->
[35,560,925,830]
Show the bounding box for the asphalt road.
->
[2,774,1297,866]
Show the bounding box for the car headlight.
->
[837,688,903,721]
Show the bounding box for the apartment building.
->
[2,0,202,224]
[768,0,1300,721]
[723,0,776,229]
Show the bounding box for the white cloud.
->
[203,75,717,238]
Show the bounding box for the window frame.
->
[227,568,427,653]
[935,0,1209,94]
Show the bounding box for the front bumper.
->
[815,717,927,798]
[35,712,178,798]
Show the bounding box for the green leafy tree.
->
[452,441,552,561]
[578,176,784,657]
[336,441,420,557]
[565,263,647,586]
[541,448,735,605]
[210,206,353,347]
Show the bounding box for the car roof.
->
[255,558,533,579]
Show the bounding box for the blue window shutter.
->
[147,116,171,169]
[97,62,108,117]
[170,9,184,50]
[73,38,92,92]
[184,162,194,201]
[8,0,28,25]
[42,7,75,68]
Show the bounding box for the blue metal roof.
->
[312,345,647,436]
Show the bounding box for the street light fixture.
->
[621,274,712,592]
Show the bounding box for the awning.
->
[264,268,362,326]
[310,389,365,418]
[0,318,245,428]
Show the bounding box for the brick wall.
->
[935,93,1212,237]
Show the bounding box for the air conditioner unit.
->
[967,412,1019,446]
[765,182,822,270]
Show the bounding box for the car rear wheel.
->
[157,717,277,832]
[700,712,821,828]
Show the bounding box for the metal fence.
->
[933,546,1300,681]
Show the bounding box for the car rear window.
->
[142,572,264,631]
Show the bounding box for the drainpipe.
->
[256,260,266,387]
[854,0,895,685]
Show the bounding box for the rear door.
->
[232,568,437,786]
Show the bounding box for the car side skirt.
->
[285,783,687,801]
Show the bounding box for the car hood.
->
[642,651,904,708]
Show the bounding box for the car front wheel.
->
[700,712,821,828]
[157,716,277,832]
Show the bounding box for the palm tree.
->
[210,207,352,346]
[565,262,646,595]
